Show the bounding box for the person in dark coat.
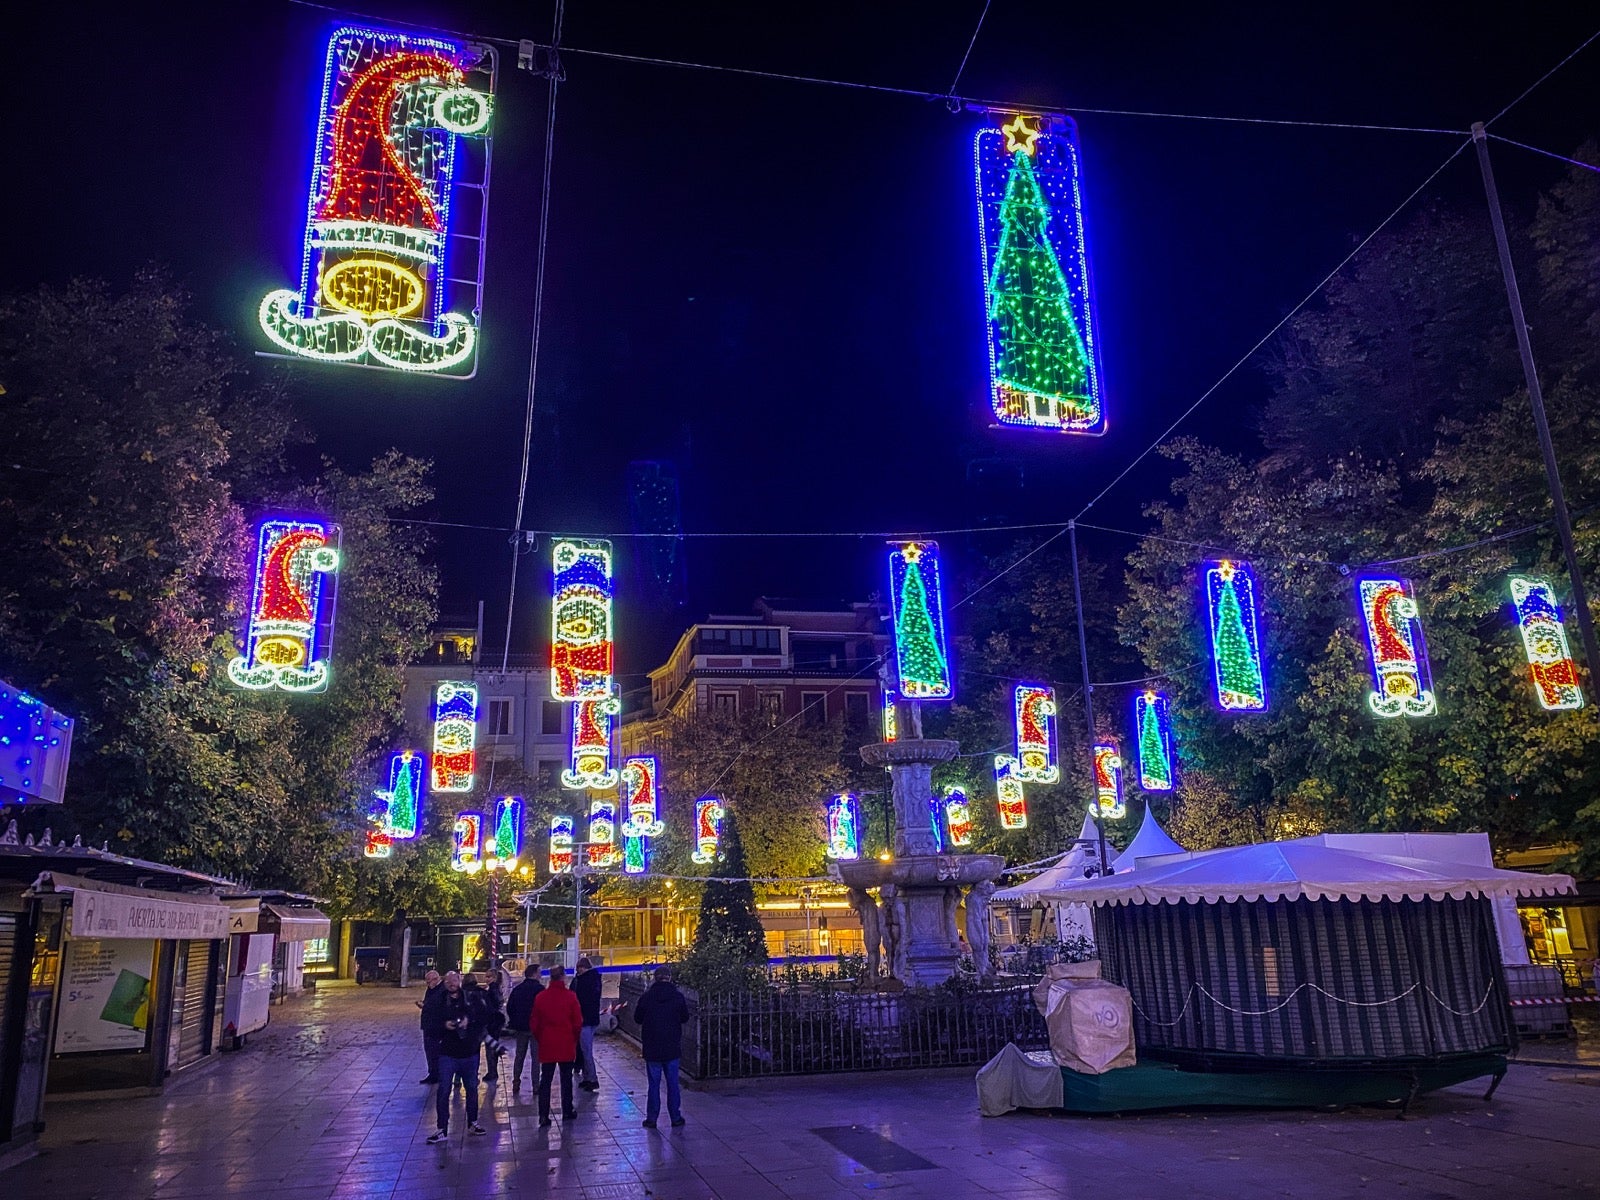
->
[505,964,543,1088]
[530,965,583,1126]
[480,972,508,1083]
[421,971,488,1142]
[572,956,603,1091]
[633,965,690,1128]
[417,969,443,1084]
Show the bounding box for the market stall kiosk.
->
[1025,836,1573,1113]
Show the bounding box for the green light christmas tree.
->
[894,545,951,698]
[988,142,1092,427]
[1136,696,1172,791]
[1209,564,1265,710]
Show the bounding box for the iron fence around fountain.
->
[617,975,1048,1079]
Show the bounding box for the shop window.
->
[303,937,331,966]
[487,698,514,736]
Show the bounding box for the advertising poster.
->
[55,938,156,1053]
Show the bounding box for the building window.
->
[487,698,514,737]
[303,938,331,966]
[712,691,738,716]
[802,691,827,725]
[844,692,869,727]
[536,760,559,790]
[542,700,565,735]
[761,692,783,726]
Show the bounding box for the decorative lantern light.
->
[1357,576,1437,718]
[888,541,953,701]
[228,517,340,692]
[430,682,479,791]
[377,750,424,839]
[692,796,724,864]
[1013,684,1059,782]
[994,755,1028,829]
[1204,560,1267,712]
[451,811,485,872]
[1509,576,1584,711]
[619,756,665,838]
[825,792,861,861]
[488,795,523,869]
[587,799,618,868]
[548,815,574,875]
[1133,691,1175,792]
[943,786,974,847]
[1092,742,1125,819]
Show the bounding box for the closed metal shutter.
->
[0,913,16,1084]
[175,940,213,1068]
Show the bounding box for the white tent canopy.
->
[1040,834,1575,907]
[1111,803,1185,872]
[993,814,1098,904]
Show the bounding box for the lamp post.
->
[479,833,524,972]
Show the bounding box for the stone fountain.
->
[839,729,1004,987]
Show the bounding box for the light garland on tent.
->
[974,115,1105,435]
[1357,576,1436,718]
[1508,576,1584,711]
[228,517,340,692]
[430,681,479,791]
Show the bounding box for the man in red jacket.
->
[530,964,583,1126]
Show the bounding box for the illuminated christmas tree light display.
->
[377,750,423,838]
[548,815,574,875]
[1204,560,1267,712]
[826,792,861,860]
[619,756,665,838]
[430,681,478,791]
[228,518,340,692]
[943,786,974,846]
[551,539,616,702]
[489,795,523,866]
[692,796,724,864]
[622,832,647,875]
[888,541,953,700]
[975,114,1105,435]
[563,697,619,789]
[451,810,484,872]
[1509,576,1585,711]
[259,26,495,376]
[1013,684,1059,782]
[1134,691,1175,792]
[586,799,618,868]
[994,755,1028,829]
[1357,576,1437,718]
[1092,742,1125,819]
[882,690,898,743]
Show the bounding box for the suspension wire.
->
[500,0,566,673]
[1484,26,1600,127]
[946,0,993,99]
[283,0,1466,136]
[1071,137,1473,523]
[1488,133,1600,175]
[1074,521,1345,568]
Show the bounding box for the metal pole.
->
[1471,123,1600,687]
[1068,522,1110,875]
[486,868,500,971]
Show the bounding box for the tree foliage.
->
[0,274,439,901]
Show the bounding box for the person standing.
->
[572,957,603,1092]
[505,964,543,1089]
[417,969,444,1084]
[633,965,689,1129]
[423,971,488,1142]
[481,971,508,1083]
[531,964,583,1127]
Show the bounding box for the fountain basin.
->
[837,854,1005,890]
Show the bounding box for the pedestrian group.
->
[418,958,690,1143]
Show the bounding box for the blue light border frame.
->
[1133,690,1176,792]
[1354,574,1437,718]
[974,114,1108,437]
[887,541,954,702]
[236,515,342,693]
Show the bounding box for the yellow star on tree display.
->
[1002,114,1040,156]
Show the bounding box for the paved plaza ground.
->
[8,985,1598,1200]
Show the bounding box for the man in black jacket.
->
[417,969,443,1084]
[421,971,488,1142]
[505,965,543,1089]
[572,957,603,1092]
[632,965,689,1128]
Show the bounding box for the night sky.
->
[14,2,1600,675]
